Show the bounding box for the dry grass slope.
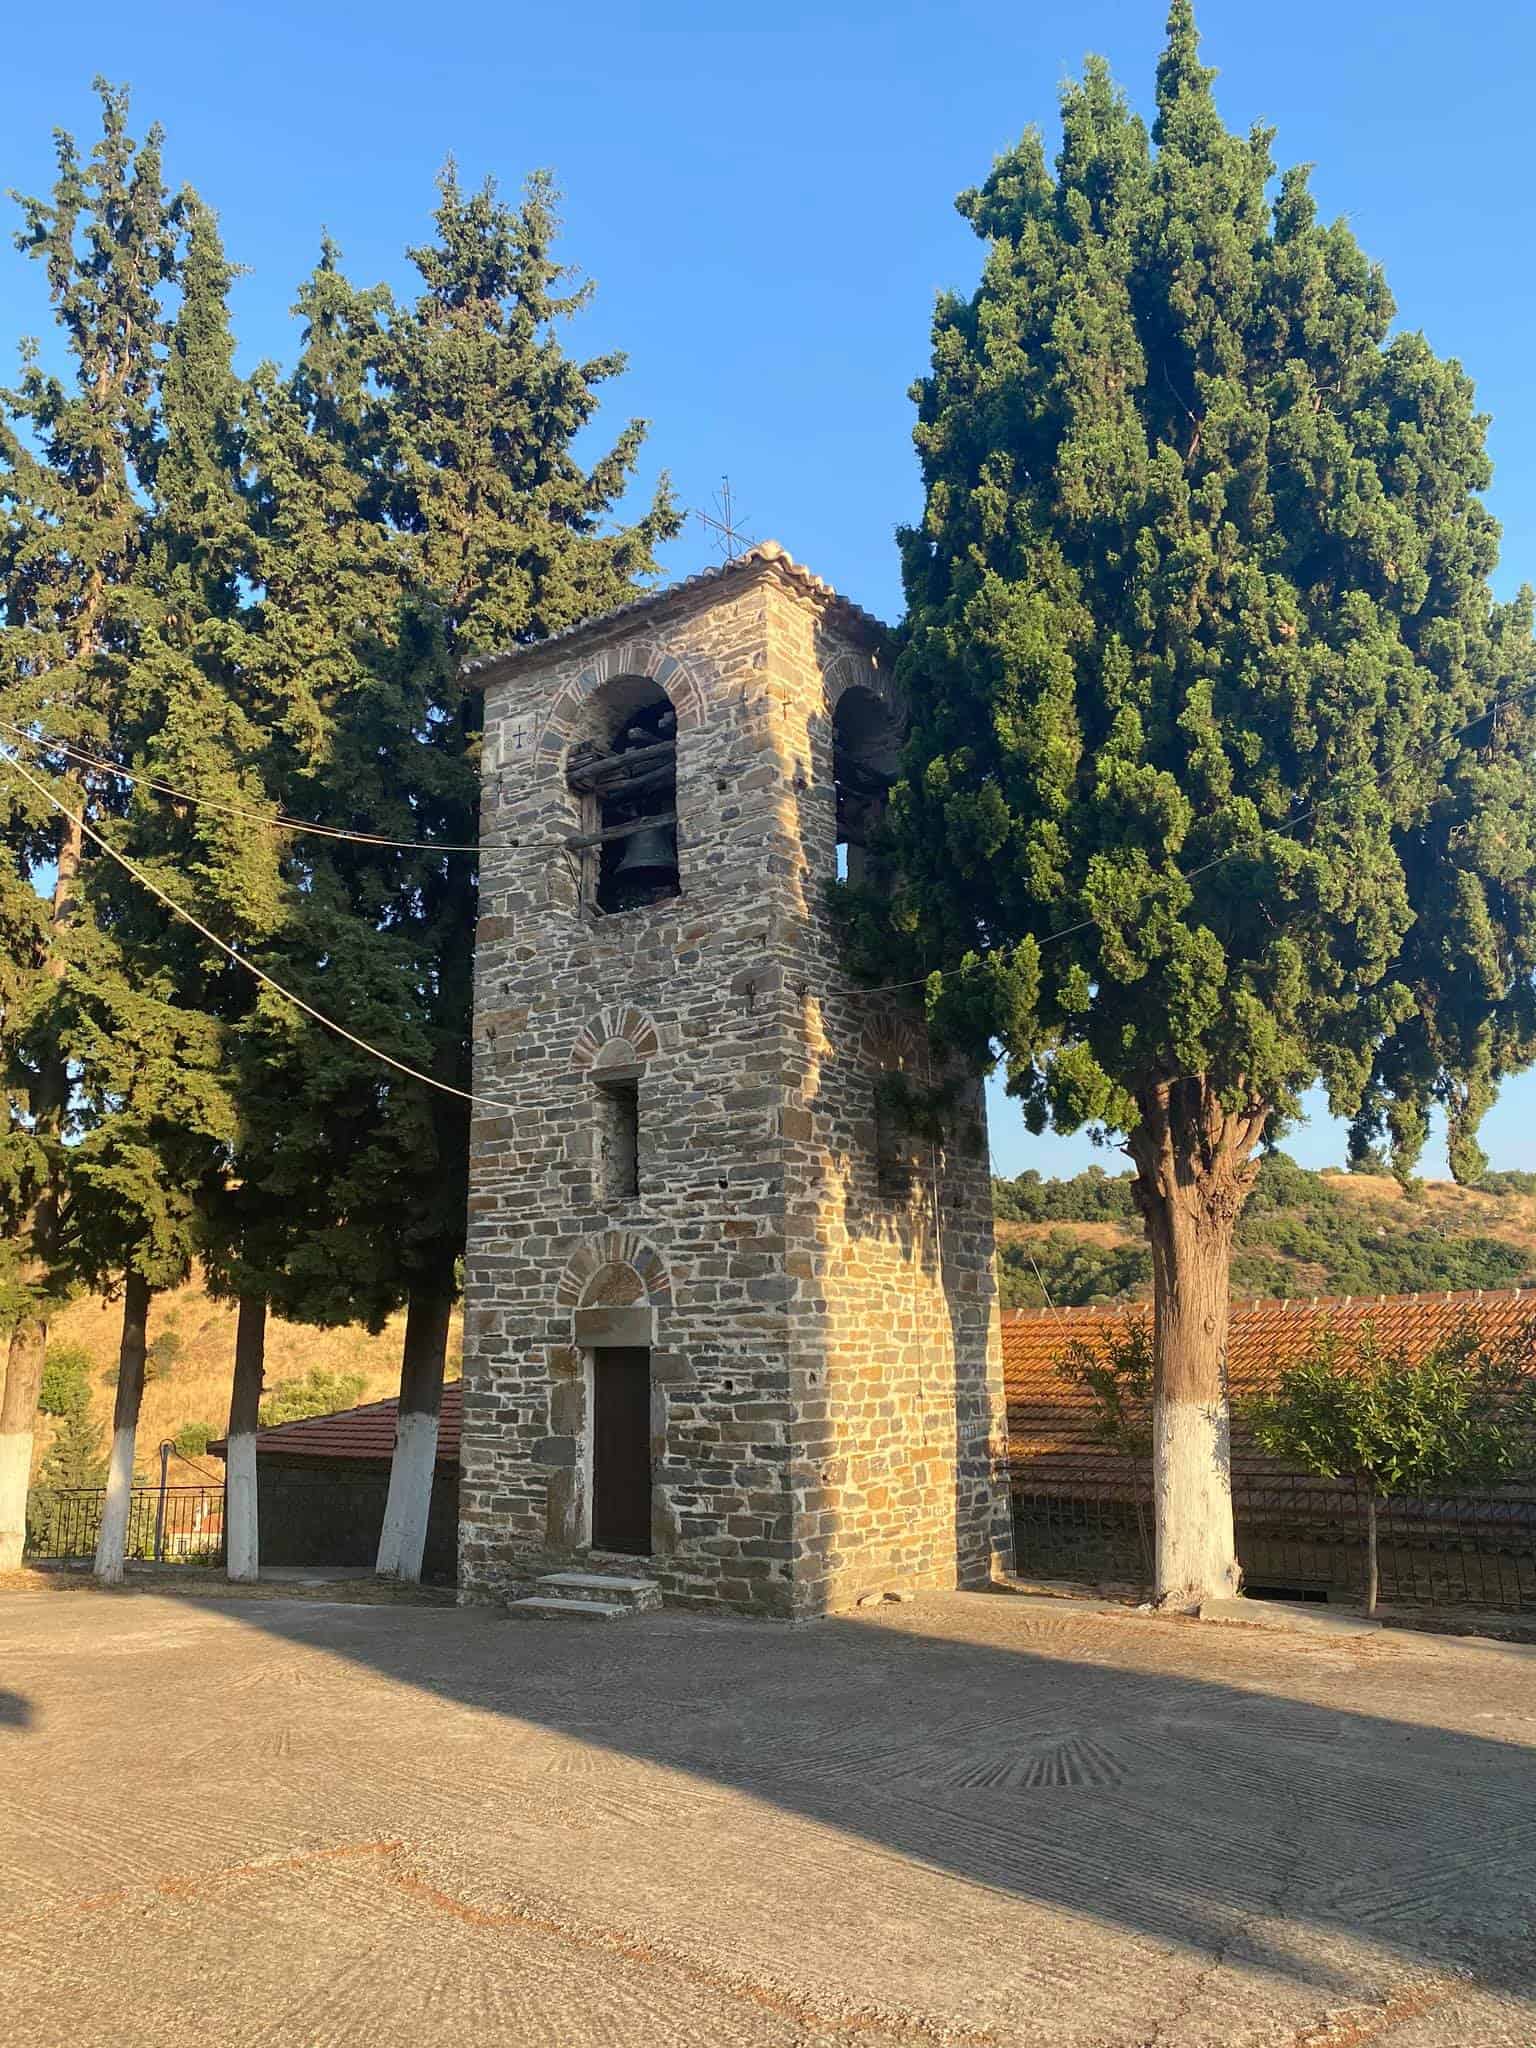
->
[32,1274,463,1480]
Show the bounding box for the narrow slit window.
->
[595,1077,640,1201]
[875,1094,915,1198]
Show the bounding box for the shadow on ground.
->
[136,1586,1536,2008]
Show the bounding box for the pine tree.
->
[0,83,178,1569]
[235,173,678,1582]
[872,3,1536,1606]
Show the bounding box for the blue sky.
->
[11,1,1536,1178]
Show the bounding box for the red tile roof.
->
[210,1379,462,1465]
[209,1290,1536,1486]
[1004,1289,1536,1494]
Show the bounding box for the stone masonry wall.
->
[462,554,1013,1616]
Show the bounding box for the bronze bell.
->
[612,823,678,882]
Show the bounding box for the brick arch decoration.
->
[536,637,708,765]
[570,1005,662,1075]
[556,1231,672,1309]
[861,1010,928,1077]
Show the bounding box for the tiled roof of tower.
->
[459,540,890,685]
[208,1379,462,1464]
[1004,1289,1536,1488]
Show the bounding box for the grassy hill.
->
[995,1157,1536,1310]
[27,1154,1536,1482]
[31,1276,461,1484]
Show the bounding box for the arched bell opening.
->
[833,685,901,887]
[566,677,680,914]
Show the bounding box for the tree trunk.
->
[0,810,85,1570]
[1364,1494,1380,1617]
[0,1322,47,1570]
[375,1283,453,1583]
[225,1296,266,1583]
[1129,1076,1268,1612]
[94,1273,152,1585]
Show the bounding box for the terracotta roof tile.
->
[460,540,889,686]
[1004,1289,1536,1493]
[211,1290,1536,1486]
[210,1380,462,1464]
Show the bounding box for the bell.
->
[612,823,678,882]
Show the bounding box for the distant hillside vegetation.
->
[994,1156,1536,1310]
[30,1276,462,1485]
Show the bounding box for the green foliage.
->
[1243,1319,1536,1499]
[173,1419,215,1457]
[258,1367,368,1429]
[866,4,1536,1192]
[993,1165,1136,1223]
[148,1330,183,1372]
[994,1152,1536,1306]
[998,1231,1149,1309]
[36,1402,107,1492]
[1479,1170,1536,1198]
[1055,1317,1154,1458]
[38,1343,93,1418]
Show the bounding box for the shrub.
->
[39,1343,94,1418]
[1243,1318,1536,1612]
[258,1368,368,1428]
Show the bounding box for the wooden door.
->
[591,1347,652,1556]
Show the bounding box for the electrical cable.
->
[0,745,525,1117]
[0,714,490,855]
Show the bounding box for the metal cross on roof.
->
[695,475,755,562]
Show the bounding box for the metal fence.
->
[1013,1463,1536,1612]
[25,1485,225,1566]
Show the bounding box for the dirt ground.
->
[3,1585,1535,2047]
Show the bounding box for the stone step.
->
[507,1595,631,1623]
[534,1570,662,1612]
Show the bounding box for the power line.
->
[0,715,486,855]
[0,746,524,1118]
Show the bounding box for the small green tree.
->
[172,1419,214,1458]
[38,1343,93,1418]
[258,1367,367,1428]
[1244,1319,1536,1613]
[1056,1317,1155,1575]
[1057,1317,1154,1459]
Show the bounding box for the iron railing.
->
[25,1484,225,1565]
[1013,1462,1536,1611]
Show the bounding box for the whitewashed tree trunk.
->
[0,825,82,1572]
[376,1285,453,1583]
[1131,1077,1267,1611]
[94,1272,151,1584]
[0,1320,46,1571]
[224,1296,266,1583]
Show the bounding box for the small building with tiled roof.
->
[209,1384,461,1581]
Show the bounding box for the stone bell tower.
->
[460,542,1013,1617]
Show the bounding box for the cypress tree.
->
[874,3,1536,1605]
[250,170,678,1581]
[0,84,177,1568]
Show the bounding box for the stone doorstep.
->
[536,1570,662,1610]
[507,1595,632,1623]
[506,1569,663,1622]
